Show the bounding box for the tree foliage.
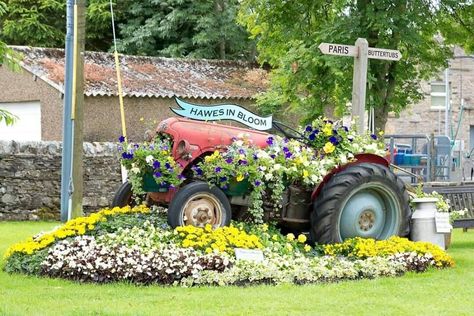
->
[440,1,474,53]
[239,0,452,130]
[0,0,120,51]
[0,0,19,126]
[117,0,255,60]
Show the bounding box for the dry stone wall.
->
[0,140,122,220]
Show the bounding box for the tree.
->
[0,1,20,126]
[239,0,452,131]
[439,1,474,53]
[117,0,255,60]
[0,0,121,51]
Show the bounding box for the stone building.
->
[0,46,268,142]
[385,47,474,155]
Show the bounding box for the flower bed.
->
[3,206,454,286]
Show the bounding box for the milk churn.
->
[410,197,445,249]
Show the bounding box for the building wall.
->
[0,66,63,141]
[385,49,474,154]
[83,96,256,142]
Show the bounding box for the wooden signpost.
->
[318,38,402,133]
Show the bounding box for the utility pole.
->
[71,0,86,219]
[60,0,86,221]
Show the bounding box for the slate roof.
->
[12,46,268,100]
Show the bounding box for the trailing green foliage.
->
[238,0,452,130]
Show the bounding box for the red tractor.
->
[112,117,411,244]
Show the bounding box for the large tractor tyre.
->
[111,181,134,207]
[311,163,411,244]
[168,181,232,228]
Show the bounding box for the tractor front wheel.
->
[310,163,411,244]
[167,181,231,228]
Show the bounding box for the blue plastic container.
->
[394,153,405,165]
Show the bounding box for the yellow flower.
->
[286,243,293,251]
[304,244,312,252]
[323,123,333,136]
[261,224,268,232]
[297,234,307,243]
[286,233,295,241]
[323,142,335,154]
[205,247,212,254]
[303,170,309,178]
[236,174,244,182]
[272,234,279,241]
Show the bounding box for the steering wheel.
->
[271,121,306,142]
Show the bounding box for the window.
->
[430,82,448,110]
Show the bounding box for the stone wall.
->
[0,140,122,220]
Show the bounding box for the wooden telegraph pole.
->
[318,38,402,133]
[71,0,86,219]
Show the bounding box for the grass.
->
[1,222,473,316]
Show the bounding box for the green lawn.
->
[1,221,473,316]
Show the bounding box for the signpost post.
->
[318,38,401,133]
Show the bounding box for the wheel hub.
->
[183,198,216,227]
[358,209,376,231]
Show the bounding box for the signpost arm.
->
[351,38,369,133]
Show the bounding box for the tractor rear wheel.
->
[310,163,410,244]
[167,181,231,228]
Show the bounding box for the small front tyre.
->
[167,181,232,228]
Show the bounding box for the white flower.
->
[145,155,154,164]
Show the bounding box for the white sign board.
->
[171,98,273,131]
[318,43,357,57]
[234,248,264,262]
[319,42,402,61]
[367,47,402,61]
[435,212,453,233]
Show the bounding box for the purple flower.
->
[231,137,238,142]
[371,134,377,140]
[169,184,175,189]
[165,162,171,169]
[215,167,222,173]
[308,133,316,141]
[225,157,233,164]
[266,137,274,145]
[219,176,227,182]
[238,149,246,154]
[253,153,258,160]
[238,160,248,165]
[254,180,261,187]
[342,126,349,132]
[121,152,133,159]
[154,171,162,178]
[285,151,292,159]
[133,143,139,148]
[283,147,289,153]
[118,136,125,143]
[332,129,338,135]
[329,136,339,145]
[270,154,276,159]
[221,184,229,190]
[305,125,313,132]
[153,161,161,169]
[178,174,186,180]
[192,165,203,176]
